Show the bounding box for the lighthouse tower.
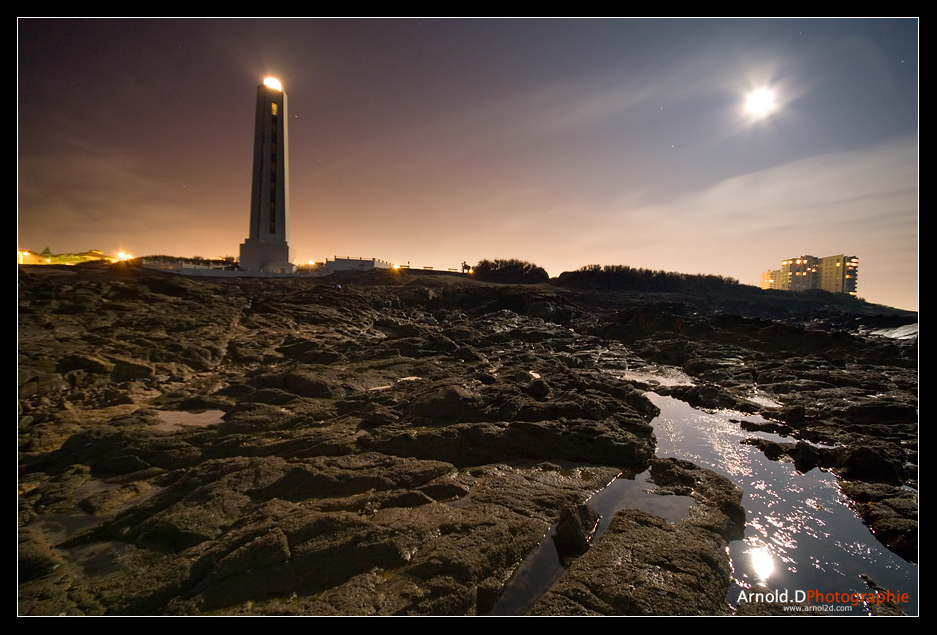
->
[239,77,295,273]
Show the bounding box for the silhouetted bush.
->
[473,259,549,284]
[555,264,740,294]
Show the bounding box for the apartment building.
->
[760,254,858,295]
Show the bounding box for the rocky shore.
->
[18,264,917,615]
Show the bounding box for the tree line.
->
[554,264,740,293]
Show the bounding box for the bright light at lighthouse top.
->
[263,77,282,91]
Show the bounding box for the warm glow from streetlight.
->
[264,77,282,91]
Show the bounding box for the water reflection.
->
[487,393,917,615]
[748,546,776,584]
[646,393,918,615]
[487,471,695,616]
[151,409,225,432]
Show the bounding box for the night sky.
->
[18,19,918,310]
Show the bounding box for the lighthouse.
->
[239,77,295,273]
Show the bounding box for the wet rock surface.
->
[18,265,917,614]
[530,459,745,616]
[552,504,601,560]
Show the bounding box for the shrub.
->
[555,264,740,293]
[473,259,549,284]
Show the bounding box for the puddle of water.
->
[586,470,696,536]
[646,393,919,616]
[150,409,225,432]
[486,529,565,616]
[618,367,695,387]
[368,376,423,391]
[61,541,129,578]
[29,478,164,564]
[30,514,107,544]
[744,392,783,409]
[488,394,917,616]
[487,471,696,616]
[72,478,120,501]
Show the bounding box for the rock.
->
[56,354,114,375]
[531,459,745,615]
[525,378,551,400]
[17,266,917,614]
[530,509,734,615]
[840,481,918,562]
[552,504,601,558]
[649,458,746,541]
[18,526,65,582]
[834,442,908,484]
[109,357,155,381]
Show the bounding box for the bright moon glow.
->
[745,87,776,117]
[748,546,776,583]
[263,77,282,91]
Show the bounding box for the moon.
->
[745,87,776,118]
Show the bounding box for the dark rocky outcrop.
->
[18,266,917,614]
[552,504,601,559]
